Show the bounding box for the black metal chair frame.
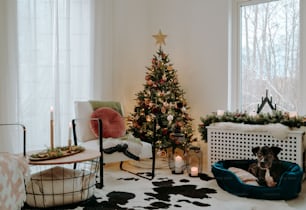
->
[71,118,156,189]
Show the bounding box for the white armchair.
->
[72,100,156,188]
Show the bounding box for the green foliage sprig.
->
[198,111,304,142]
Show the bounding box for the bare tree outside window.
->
[240,0,300,113]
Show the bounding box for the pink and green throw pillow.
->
[90,107,125,138]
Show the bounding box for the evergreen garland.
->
[198,111,304,142]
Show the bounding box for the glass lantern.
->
[169,132,186,145]
[167,132,186,174]
[186,144,202,177]
[168,147,185,174]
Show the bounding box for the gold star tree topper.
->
[153,30,167,46]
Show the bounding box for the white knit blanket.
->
[104,133,143,156]
[0,153,29,210]
[211,122,290,140]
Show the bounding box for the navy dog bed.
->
[212,159,303,200]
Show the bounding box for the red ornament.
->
[147,80,153,86]
[162,128,168,135]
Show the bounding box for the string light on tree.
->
[128,30,194,149]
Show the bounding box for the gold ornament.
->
[153,30,167,46]
[147,79,153,86]
[161,106,167,114]
[162,74,167,81]
[146,115,152,122]
[167,65,173,71]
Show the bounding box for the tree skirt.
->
[22,162,296,210]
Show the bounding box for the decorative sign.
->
[257,89,277,113]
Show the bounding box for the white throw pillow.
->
[74,101,96,141]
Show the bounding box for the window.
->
[230,0,305,114]
[17,0,93,149]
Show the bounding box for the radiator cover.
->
[207,124,305,169]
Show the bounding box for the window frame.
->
[229,0,306,114]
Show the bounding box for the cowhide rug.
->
[22,162,296,210]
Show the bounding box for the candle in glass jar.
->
[190,167,199,176]
[174,155,184,173]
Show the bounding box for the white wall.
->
[0,0,230,140]
[111,0,229,139]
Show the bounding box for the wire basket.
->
[25,158,99,208]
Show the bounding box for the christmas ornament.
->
[152,29,167,46]
[167,114,174,122]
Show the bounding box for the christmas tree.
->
[127,30,193,150]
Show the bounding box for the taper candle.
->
[68,122,72,140]
[50,106,54,150]
[50,106,54,120]
[68,122,72,149]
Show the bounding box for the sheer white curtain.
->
[0,0,20,153]
[17,0,94,150]
[1,0,112,152]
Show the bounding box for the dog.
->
[248,146,286,187]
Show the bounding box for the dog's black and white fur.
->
[248,146,286,187]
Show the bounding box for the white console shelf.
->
[207,123,305,170]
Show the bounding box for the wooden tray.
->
[29,146,85,161]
